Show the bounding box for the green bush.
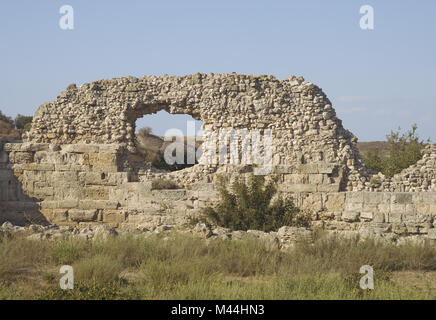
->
[151,178,180,190]
[73,254,123,284]
[363,124,429,177]
[52,240,85,265]
[14,114,32,130]
[203,175,310,232]
[36,280,133,300]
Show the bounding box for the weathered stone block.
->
[391,193,413,204]
[422,193,436,204]
[78,200,119,210]
[345,202,363,212]
[389,211,403,223]
[284,174,308,184]
[346,192,364,203]
[363,192,383,204]
[342,211,359,222]
[151,189,186,201]
[11,152,34,164]
[84,153,117,166]
[360,212,374,221]
[102,210,127,223]
[62,144,100,153]
[68,209,97,222]
[317,163,337,174]
[84,186,109,200]
[317,184,341,192]
[428,228,436,240]
[391,203,406,214]
[309,174,324,185]
[373,211,385,223]
[325,193,345,212]
[283,184,317,193]
[296,164,318,174]
[273,165,295,174]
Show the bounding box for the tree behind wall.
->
[363,124,429,177]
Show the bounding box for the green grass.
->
[0,232,435,300]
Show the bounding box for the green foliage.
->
[73,254,123,284]
[151,178,180,190]
[203,175,310,232]
[52,240,85,265]
[36,280,133,300]
[363,124,429,177]
[14,114,32,130]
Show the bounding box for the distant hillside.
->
[0,120,20,141]
[133,131,391,166]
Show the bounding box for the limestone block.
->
[10,152,34,164]
[363,192,384,204]
[416,204,430,215]
[362,203,378,212]
[391,193,413,204]
[373,211,385,223]
[422,193,436,204]
[62,144,100,153]
[283,184,317,193]
[68,209,98,222]
[325,193,345,212]
[151,190,186,201]
[428,228,436,240]
[78,200,119,210]
[84,186,109,200]
[273,165,295,174]
[346,192,364,203]
[317,163,338,174]
[48,209,69,223]
[309,174,324,185]
[345,202,363,212]
[302,193,323,212]
[102,210,127,223]
[392,223,407,235]
[391,203,406,214]
[99,145,121,154]
[296,164,318,174]
[284,174,308,184]
[317,184,341,192]
[189,182,216,191]
[83,153,117,167]
[360,212,374,221]
[50,200,79,209]
[342,211,359,222]
[389,211,403,223]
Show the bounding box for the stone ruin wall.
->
[1,73,436,242]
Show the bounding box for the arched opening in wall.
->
[133,110,203,172]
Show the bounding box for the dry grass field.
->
[1,232,435,300]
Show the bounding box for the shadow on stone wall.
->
[0,142,48,226]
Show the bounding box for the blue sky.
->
[0,0,435,141]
